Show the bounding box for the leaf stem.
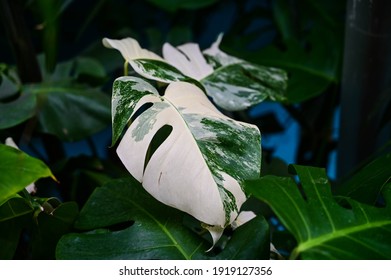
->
[124,61,129,76]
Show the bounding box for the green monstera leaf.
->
[111,76,261,244]
[103,35,287,111]
[0,143,55,206]
[246,165,391,259]
[56,177,269,260]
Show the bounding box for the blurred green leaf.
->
[39,55,107,86]
[74,57,107,86]
[32,201,78,259]
[56,177,269,259]
[336,152,391,205]
[166,26,193,46]
[0,196,33,222]
[146,0,219,12]
[0,92,36,129]
[0,212,32,259]
[232,24,341,103]
[24,82,111,141]
[0,66,20,100]
[256,30,340,102]
[246,165,391,259]
[0,144,55,206]
[272,0,295,41]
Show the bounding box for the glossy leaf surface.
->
[0,144,55,205]
[246,165,391,259]
[56,177,269,259]
[336,152,391,205]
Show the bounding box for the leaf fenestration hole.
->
[107,220,135,232]
[143,124,173,173]
[130,102,153,124]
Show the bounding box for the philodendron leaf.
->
[103,36,287,112]
[112,76,261,243]
[0,144,55,205]
[245,165,391,259]
[56,177,269,260]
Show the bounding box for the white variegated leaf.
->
[103,36,287,112]
[163,42,213,80]
[112,76,262,244]
[202,34,288,111]
[103,37,194,84]
[102,37,164,62]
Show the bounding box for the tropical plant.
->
[1,0,390,260]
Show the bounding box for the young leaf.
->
[56,177,269,260]
[112,77,261,239]
[0,144,55,205]
[248,25,340,103]
[245,165,391,259]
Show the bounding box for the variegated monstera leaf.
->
[103,35,287,111]
[112,76,261,244]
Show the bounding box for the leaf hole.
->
[130,102,153,124]
[143,125,173,173]
[335,197,353,210]
[106,220,134,232]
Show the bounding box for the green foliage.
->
[0,144,55,205]
[56,177,269,260]
[0,92,36,129]
[1,0,390,261]
[0,145,78,259]
[252,26,340,103]
[246,165,391,259]
[336,153,391,205]
[25,82,110,141]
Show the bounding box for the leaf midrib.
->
[294,219,391,258]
